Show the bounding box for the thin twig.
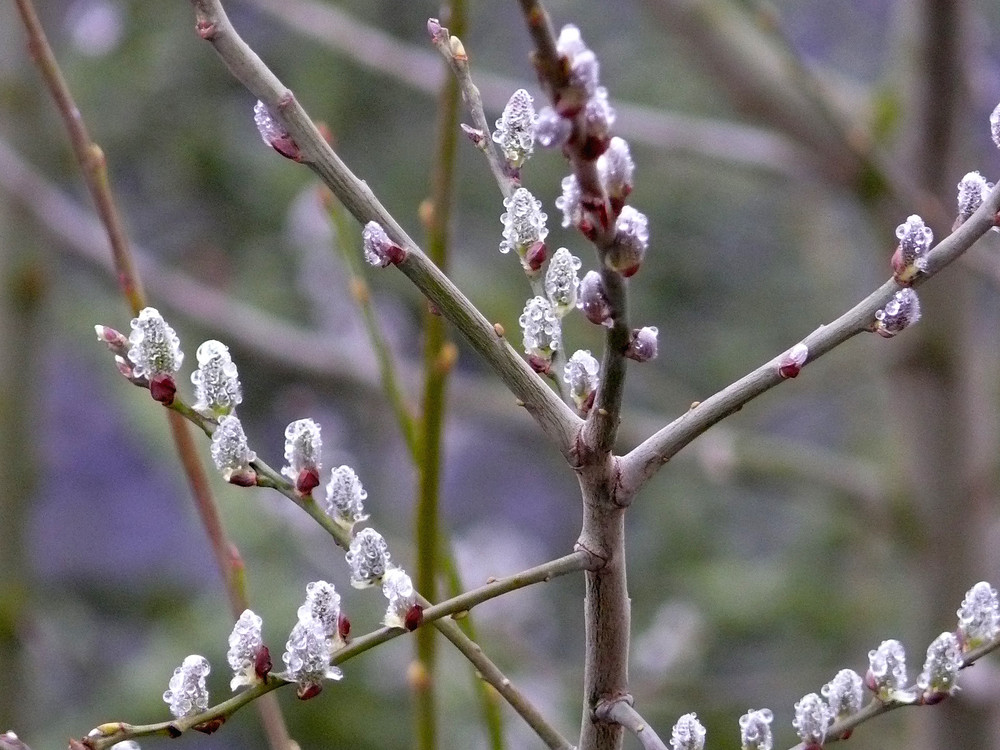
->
[594,699,668,750]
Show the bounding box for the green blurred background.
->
[2,0,1000,748]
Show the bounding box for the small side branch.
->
[594,698,668,750]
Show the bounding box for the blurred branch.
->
[620,181,1000,495]
[640,0,951,227]
[9,3,294,747]
[243,0,808,177]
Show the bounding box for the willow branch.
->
[593,699,668,750]
[11,2,293,746]
[619,184,1000,496]
[188,0,581,460]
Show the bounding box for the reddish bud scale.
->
[149,373,177,405]
[404,604,424,631]
[579,390,596,416]
[270,135,302,162]
[618,262,641,278]
[296,467,321,495]
[193,717,225,735]
[385,243,407,266]
[196,20,216,39]
[254,645,272,680]
[778,362,802,379]
[338,613,351,641]
[228,468,258,487]
[921,691,948,706]
[527,354,552,374]
[297,682,323,701]
[166,725,183,739]
[525,241,547,272]
[460,123,485,145]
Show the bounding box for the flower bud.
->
[577,270,613,327]
[324,465,369,531]
[874,288,921,338]
[281,616,342,697]
[792,693,833,746]
[191,340,242,417]
[362,221,406,267]
[382,567,420,630]
[739,709,773,750]
[95,324,129,357]
[955,172,992,227]
[580,87,615,159]
[555,25,599,114]
[298,580,344,644]
[957,581,1000,650]
[778,342,808,379]
[534,106,572,149]
[917,631,963,702]
[670,713,706,750]
[346,527,391,588]
[254,100,301,161]
[282,419,323,494]
[555,174,583,230]
[564,350,600,414]
[519,296,562,366]
[867,639,912,701]
[821,668,863,718]
[227,609,265,690]
[544,248,582,317]
[127,307,183,382]
[162,655,211,718]
[625,326,658,362]
[606,206,648,277]
[493,89,537,169]
[500,188,549,272]
[891,214,933,282]
[210,415,257,485]
[599,137,634,212]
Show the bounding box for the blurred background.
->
[2,0,1000,748]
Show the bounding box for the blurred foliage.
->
[2,0,1000,749]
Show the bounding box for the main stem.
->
[577,460,630,750]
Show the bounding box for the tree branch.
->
[593,698,668,750]
[188,0,582,461]
[619,184,1000,496]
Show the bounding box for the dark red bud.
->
[840,729,853,741]
[254,645,272,680]
[193,717,225,735]
[778,362,802,379]
[525,241,547,272]
[579,390,596,416]
[297,682,323,700]
[269,135,302,162]
[384,242,407,265]
[404,604,424,631]
[166,724,183,739]
[338,613,351,641]
[149,373,177,405]
[228,468,258,487]
[296,467,321,495]
[196,20,216,39]
[618,262,641,278]
[527,354,552,374]
[922,691,948,705]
